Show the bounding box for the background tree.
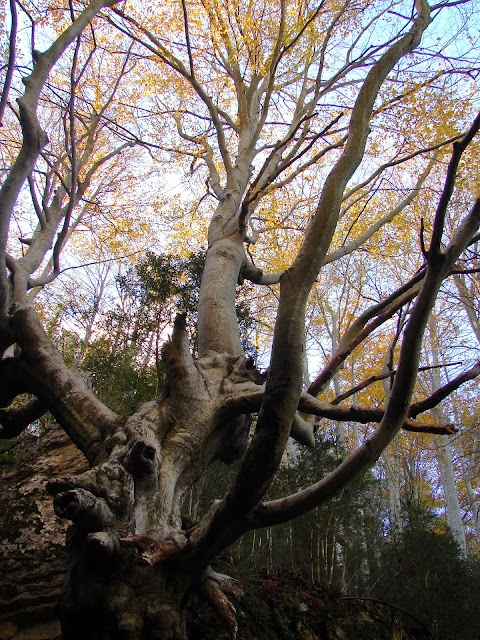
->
[1,1,480,639]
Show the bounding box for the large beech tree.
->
[1,0,480,638]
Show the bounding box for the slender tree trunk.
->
[324,306,347,454]
[428,334,467,553]
[383,443,403,538]
[454,274,480,342]
[452,276,480,542]
[456,437,480,542]
[289,525,295,574]
[432,432,467,553]
[381,343,404,538]
[267,527,273,578]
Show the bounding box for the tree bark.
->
[428,321,467,553]
[0,426,89,640]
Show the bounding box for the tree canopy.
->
[1,0,480,638]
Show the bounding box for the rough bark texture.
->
[0,427,88,640]
[0,314,263,639]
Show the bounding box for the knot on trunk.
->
[86,531,120,568]
[128,440,159,478]
[197,352,265,390]
[47,461,134,512]
[53,488,115,530]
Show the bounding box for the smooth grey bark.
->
[321,300,347,454]
[454,273,480,342]
[433,431,467,553]
[381,333,404,537]
[427,326,467,553]
[456,436,480,543]
[382,442,404,538]
[442,283,480,544]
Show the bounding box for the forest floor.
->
[186,573,431,640]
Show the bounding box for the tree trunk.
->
[383,442,403,538]
[0,4,466,636]
[197,203,248,358]
[428,324,467,553]
[18,302,254,639]
[58,558,190,640]
[456,437,480,543]
[433,432,467,554]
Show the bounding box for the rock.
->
[0,426,88,640]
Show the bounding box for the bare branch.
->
[332,361,463,405]
[181,0,195,78]
[308,277,423,397]
[429,112,480,257]
[298,392,457,435]
[51,27,81,276]
[325,156,436,264]
[0,0,122,314]
[341,133,463,204]
[410,360,480,417]
[110,8,234,176]
[0,0,17,127]
[240,260,282,286]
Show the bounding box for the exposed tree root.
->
[199,567,244,640]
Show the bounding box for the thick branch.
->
[0,397,46,439]
[298,393,456,435]
[120,534,186,567]
[0,0,17,127]
[12,306,121,462]
[247,119,480,530]
[290,6,431,288]
[223,380,458,436]
[52,488,115,530]
[240,260,282,285]
[410,360,480,417]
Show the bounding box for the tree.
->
[1,0,480,638]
